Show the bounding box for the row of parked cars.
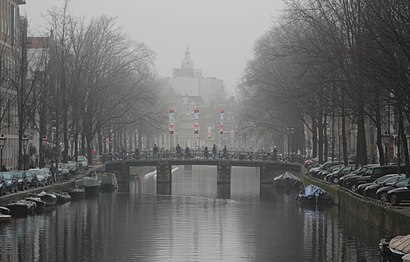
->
[0,160,83,196]
[308,162,410,206]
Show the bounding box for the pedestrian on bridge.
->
[204,146,209,159]
[185,146,191,159]
[153,144,159,159]
[223,146,228,159]
[212,144,217,159]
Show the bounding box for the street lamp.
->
[22,135,29,170]
[41,137,48,167]
[381,132,390,165]
[0,134,7,170]
[286,127,295,156]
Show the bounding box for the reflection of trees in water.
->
[299,205,381,261]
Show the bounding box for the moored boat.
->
[53,192,72,203]
[25,197,46,210]
[75,177,101,196]
[100,172,118,192]
[0,214,11,223]
[380,234,410,260]
[6,200,37,217]
[67,188,86,200]
[273,172,302,190]
[0,206,10,215]
[296,184,332,205]
[32,191,58,206]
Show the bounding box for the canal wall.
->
[302,173,410,235]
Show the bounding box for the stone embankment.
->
[302,172,410,235]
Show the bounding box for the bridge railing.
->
[102,150,303,164]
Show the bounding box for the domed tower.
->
[173,47,202,79]
[181,47,194,70]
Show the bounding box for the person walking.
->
[212,144,217,159]
[223,145,228,159]
[204,146,209,159]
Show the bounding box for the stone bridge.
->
[105,158,301,198]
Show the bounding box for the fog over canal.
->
[0,166,383,261]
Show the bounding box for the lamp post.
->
[286,127,295,159]
[0,134,7,170]
[42,137,48,167]
[22,135,29,170]
[381,132,390,165]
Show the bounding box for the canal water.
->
[0,166,385,261]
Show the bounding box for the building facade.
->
[0,0,26,169]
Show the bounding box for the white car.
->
[77,156,88,169]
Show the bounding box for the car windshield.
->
[25,172,33,178]
[29,170,42,176]
[376,175,397,184]
[394,177,410,187]
[13,172,23,178]
[2,173,13,179]
[78,156,86,161]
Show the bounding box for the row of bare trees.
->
[1,3,164,169]
[238,0,410,175]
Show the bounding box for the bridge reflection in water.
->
[106,158,301,198]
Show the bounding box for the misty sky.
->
[21,0,284,94]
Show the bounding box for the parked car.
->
[77,156,88,170]
[356,174,399,197]
[25,170,39,188]
[377,177,410,202]
[339,164,379,187]
[318,165,344,180]
[66,161,78,175]
[361,174,404,198]
[58,163,70,181]
[0,173,5,195]
[387,182,410,206]
[41,168,54,184]
[345,165,398,192]
[1,172,18,193]
[325,165,356,184]
[13,171,28,191]
[29,168,52,186]
[309,161,340,178]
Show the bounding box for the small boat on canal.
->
[380,234,410,260]
[0,206,10,215]
[273,172,302,190]
[31,191,58,206]
[0,206,11,223]
[100,172,118,192]
[53,192,72,203]
[75,176,101,196]
[25,197,46,210]
[6,200,37,217]
[67,188,86,200]
[296,184,332,205]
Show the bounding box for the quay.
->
[303,172,410,235]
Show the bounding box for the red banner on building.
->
[169,109,175,134]
[194,109,199,135]
[219,109,224,134]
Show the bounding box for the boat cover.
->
[390,234,410,255]
[300,184,330,199]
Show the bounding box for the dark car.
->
[361,174,404,198]
[13,171,28,191]
[339,164,378,187]
[377,177,410,202]
[318,165,343,180]
[325,165,356,184]
[0,174,5,196]
[345,165,398,192]
[309,161,341,178]
[386,180,410,206]
[29,168,52,186]
[25,170,39,188]
[1,172,18,193]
